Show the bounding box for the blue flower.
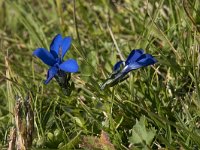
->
[33,34,79,84]
[101,49,157,90]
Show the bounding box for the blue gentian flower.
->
[33,34,79,86]
[100,49,157,90]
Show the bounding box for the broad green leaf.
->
[129,116,156,149]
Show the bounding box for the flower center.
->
[54,57,62,68]
[58,46,62,58]
[56,57,62,64]
[53,62,59,68]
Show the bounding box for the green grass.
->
[0,0,200,149]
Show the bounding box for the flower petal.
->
[137,54,157,66]
[44,67,58,84]
[123,54,157,73]
[33,48,56,66]
[125,49,144,65]
[50,34,63,58]
[61,36,72,59]
[59,59,79,73]
[113,61,124,71]
[124,63,144,72]
[109,61,125,79]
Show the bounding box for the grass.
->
[0,0,200,149]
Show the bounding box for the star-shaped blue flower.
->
[101,49,157,90]
[33,34,79,84]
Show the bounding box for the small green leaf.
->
[128,116,156,149]
[73,117,84,128]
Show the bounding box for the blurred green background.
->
[0,0,200,149]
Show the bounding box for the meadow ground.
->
[0,0,200,149]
